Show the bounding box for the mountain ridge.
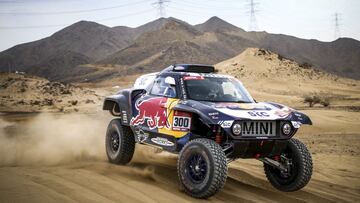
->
[0,16,359,81]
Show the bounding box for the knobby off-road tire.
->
[106,119,135,165]
[264,138,313,192]
[177,138,228,199]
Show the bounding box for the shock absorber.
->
[215,126,222,144]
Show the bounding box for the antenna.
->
[246,0,259,31]
[333,12,342,39]
[152,0,170,17]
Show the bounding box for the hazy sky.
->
[0,0,359,51]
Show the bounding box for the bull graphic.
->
[130,97,170,129]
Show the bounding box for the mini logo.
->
[151,137,174,146]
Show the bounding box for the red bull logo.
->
[131,97,170,129]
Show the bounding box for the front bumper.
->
[228,140,288,159]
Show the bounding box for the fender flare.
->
[103,92,131,125]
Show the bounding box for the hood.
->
[173,100,312,126]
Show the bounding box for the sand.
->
[0,48,359,202]
[0,108,359,203]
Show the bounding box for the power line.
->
[333,12,342,39]
[246,0,259,31]
[152,0,170,17]
[0,0,150,15]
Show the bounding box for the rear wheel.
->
[105,119,135,165]
[177,138,227,199]
[264,138,312,191]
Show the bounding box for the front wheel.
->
[105,119,135,165]
[264,138,313,192]
[177,138,228,199]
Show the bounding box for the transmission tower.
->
[246,0,259,31]
[333,12,341,39]
[152,0,170,17]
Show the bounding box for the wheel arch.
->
[103,89,132,125]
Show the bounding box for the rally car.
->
[103,64,313,198]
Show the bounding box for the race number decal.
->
[172,111,192,131]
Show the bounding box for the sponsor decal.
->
[200,73,232,78]
[256,137,269,139]
[172,111,192,131]
[247,111,270,117]
[215,103,267,110]
[180,78,187,100]
[274,107,293,118]
[134,128,149,142]
[208,112,219,119]
[151,137,175,146]
[217,108,281,120]
[172,116,191,131]
[208,112,219,116]
[291,121,301,128]
[121,111,128,124]
[131,97,169,129]
[183,76,204,80]
[218,120,234,128]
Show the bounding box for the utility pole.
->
[152,0,170,17]
[333,12,341,39]
[247,0,259,31]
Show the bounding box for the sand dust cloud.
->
[0,113,110,166]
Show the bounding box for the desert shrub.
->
[304,95,321,107]
[299,62,313,69]
[257,49,267,55]
[304,94,331,107]
[320,99,330,107]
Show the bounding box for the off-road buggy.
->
[103,64,313,198]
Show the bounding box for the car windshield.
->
[185,76,254,103]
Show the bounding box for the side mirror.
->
[165,76,176,86]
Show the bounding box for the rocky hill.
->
[0,73,101,112]
[0,16,359,82]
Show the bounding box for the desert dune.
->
[0,48,359,202]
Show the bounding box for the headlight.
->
[232,123,242,135]
[282,123,292,135]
